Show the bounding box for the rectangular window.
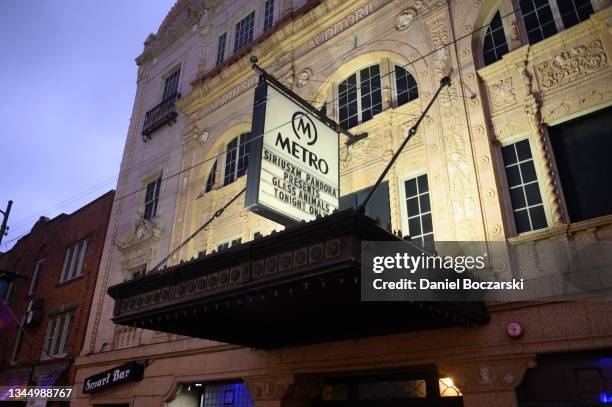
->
[10,317,25,364]
[59,239,89,283]
[482,11,510,66]
[359,65,383,123]
[549,106,612,222]
[28,259,44,296]
[403,175,434,244]
[162,69,180,100]
[338,65,382,130]
[144,176,162,220]
[224,133,251,185]
[519,0,558,44]
[263,0,274,31]
[338,74,358,130]
[395,66,419,106]
[502,139,548,233]
[234,12,255,52]
[216,32,227,65]
[224,138,238,185]
[42,312,75,359]
[236,133,251,178]
[557,0,594,30]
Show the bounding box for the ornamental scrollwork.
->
[535,39,607,90]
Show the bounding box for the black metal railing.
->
[142,92,181,140]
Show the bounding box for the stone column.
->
[518,62,566,225]
[245,374,321,407]
[439,355,537,407]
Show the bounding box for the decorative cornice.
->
[136,0,212,65]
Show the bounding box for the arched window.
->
[223,132,251,185]
[205,159,217,192]
[338,64,382,130]
[483,10,509,66]
[519,0,594,44]
[394,65,418,106]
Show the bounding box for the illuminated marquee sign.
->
[246,78,340,225]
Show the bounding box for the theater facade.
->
[74,0,612,406]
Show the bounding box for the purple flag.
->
[0,300,14,331]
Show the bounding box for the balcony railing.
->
[142,92,180,140]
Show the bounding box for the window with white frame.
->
[42,312,75,359]
[338,65,382,130]
[394,65,419,107]
[234,12,255,52]
[482,10,509,66]
[224,133,251,186]
[28,259,44,296]
[403,175,434,244]
[206,159,217,192]
[59,239,88,283]
[501,139,548,233]
[10,317,25,364]
[263,0,274,31]
[144,176,162,220]
[519,0,594,44]
[216,32,227,65]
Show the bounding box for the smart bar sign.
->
[246,78,339,225]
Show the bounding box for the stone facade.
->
[75,0,612,406]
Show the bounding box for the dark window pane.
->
[516,139,532,161]
[505,165,522,186]
[409,217,421,236]
[206,160,217,192]
[550,105,612,222]
[529,205,548,229]
[520,161,537,183]
[417,175,429,193]
[405,179,417,197]
[514,209,532,233]
[422,214,433,234]
[419,194,431,212]
[406,197,419,216]
[502,145,517,165]
[525,182,543,205]
[510,187,526,209]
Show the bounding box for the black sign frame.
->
[245,77,341,226]
[82,361,144,394]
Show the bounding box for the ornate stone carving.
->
[489,77,517,110]
[138,0,210,64]
[395,8,417,31]
[296,68,311,88]
[429,17,454,107]
[341,135,382,171]
[118,218,162,250]
[535,39,608,90]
